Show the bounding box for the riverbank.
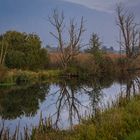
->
[0,69,62,86]
[32,95,140,140]
[1,53,140,87]
[0,67,131,87]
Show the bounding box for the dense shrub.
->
[0,65,7,83]
[99,56,115,75]
[5,50,26,69]
[0,31,49,70]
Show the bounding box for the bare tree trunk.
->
[49,9,85,70]
[0,36,8,65]
[116,4,140,59]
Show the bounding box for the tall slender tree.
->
[87,33,102,55]
[116,4,140,58]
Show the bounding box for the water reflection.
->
[50,80,82,128]
[47,77,116,128]
[0,84,49,119]
[125,74,140,99]
[0,74,140,134]
[81,81,103,116]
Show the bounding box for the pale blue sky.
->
[0,0,140,49]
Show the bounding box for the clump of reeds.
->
[0,113,54,140]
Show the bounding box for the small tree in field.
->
[49,9,85,70]
[116,4,140,58]
[87,33,103,64]
[87,33,102,55]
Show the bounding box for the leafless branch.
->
[49,9,85,69]
[116,4,140,58]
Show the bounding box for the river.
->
[0,75,139,135]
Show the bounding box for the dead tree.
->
[49,9,85,70]
[116,4,140,58]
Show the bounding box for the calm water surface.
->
[0,76,139,134]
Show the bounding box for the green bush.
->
[1,31,49,70]
[5,50,26,69]
[0,65,7,83]
[125,130,140,140]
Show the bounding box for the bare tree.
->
[116,4,140,58]
[49,9,85,70]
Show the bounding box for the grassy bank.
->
[32,95,140,140]
[1,53,139,86]
[0,69,62,86]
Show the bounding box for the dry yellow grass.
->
[49,52,123,64]
[105,53,125,59]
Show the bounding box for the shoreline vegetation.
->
[0,69,62,86]
[0,54,140,87]
[34,95,140,140]
[0,93,140,140]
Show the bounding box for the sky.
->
[0,0,140,50]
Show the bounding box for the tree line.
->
[0,4,140,72]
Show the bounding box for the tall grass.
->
[0,69,61,86]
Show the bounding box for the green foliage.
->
[74,124,96,140]
[86,33,102,55]
[0,69,61,85]
[0,31,49,70]
[0,84,49,119]
[0,65,7,82]
[125,130,140,140]
[84,33,115,76]
[0,36,9,65]
[87,33,103,70]
[5,50,25,69]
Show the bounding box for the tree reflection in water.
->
[125,75,140,99]
[81,81,103,117]
[46,80,85,129]
[0,84,50,119]
[0,74,140,132]
[46,77,114,129]
[119,72,140,99]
